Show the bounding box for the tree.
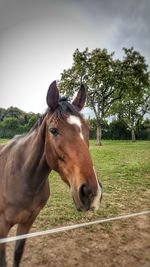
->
[109,119,131,140]
[136,118,150,140]
[0,108,6,121]
[3,117,19,130]
[116,92,150,142]
[59,48,125,145]
[112,47,150,142]
[26,114,39,131]
[0,117,19,138]
[0,107,39,138]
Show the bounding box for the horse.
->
[0,81,102,267]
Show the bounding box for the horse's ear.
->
[72,84,86,111]
[46,81,59,111]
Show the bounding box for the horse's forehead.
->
[66,115,84,140]
[67,115,82,128]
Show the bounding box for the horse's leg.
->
[0,243,7,267]
[13,213,39,267]
[0,218,11,267]
[0,236,8,267]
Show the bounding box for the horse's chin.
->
[71,190,92,212]
[71,190,87,211]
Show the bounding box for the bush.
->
[0,107,39,138]
[89,118,149,140]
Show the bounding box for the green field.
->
[1,139,150,230]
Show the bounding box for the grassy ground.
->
[0,138,9,144]
[1,139,150,229]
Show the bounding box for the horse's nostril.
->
[79,184,92,206]
[80,184,87,198]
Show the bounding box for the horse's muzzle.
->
[73,182,102,211]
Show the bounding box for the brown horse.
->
[0,81,102,267]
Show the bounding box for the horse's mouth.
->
[73,199,99,212]
[73,197,91,211]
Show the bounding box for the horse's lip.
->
[76,202,99,211]
[72,189,91,212]
[76,205,90,212]
[74,200,91,211]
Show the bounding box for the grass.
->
[1,139,150,230]
[0,138,9,144]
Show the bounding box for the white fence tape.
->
[0,210,150,244]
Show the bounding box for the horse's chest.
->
[4,185,50,225]
[5,196,45,225]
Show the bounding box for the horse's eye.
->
[49,128,59,136]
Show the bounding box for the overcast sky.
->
[0,0,150,114]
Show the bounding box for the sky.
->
[0,0,150,115]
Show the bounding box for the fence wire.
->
[0,210,150,244]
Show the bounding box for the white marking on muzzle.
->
[67,115,84,140]
[91,167,102,210]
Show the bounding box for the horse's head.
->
[45,81,102,211]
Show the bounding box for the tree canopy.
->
[112,47,150,141]
[59,47,150,144]
[0,107,39,138]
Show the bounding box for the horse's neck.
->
[19,121,50,193]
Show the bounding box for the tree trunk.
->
[96,122,102,146]
[131,128,136,142]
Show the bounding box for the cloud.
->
[80,0,150,65]
[0,0,149,112]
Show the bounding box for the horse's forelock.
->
[49,99,81,121]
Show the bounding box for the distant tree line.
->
[59,46,150,144]
[0,106,149,140]
[89,118,150,140]
[0,107,39,138]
